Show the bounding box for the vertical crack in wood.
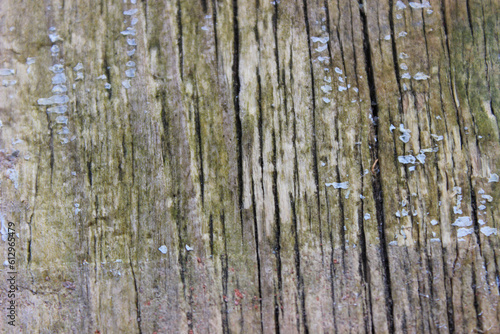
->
[387,0,403,97]
[220,212,230,334]
[272,129,282,333]
[194,88,205,206]
[358,1,395,332]
[251,175,264,332]
[128,246,143,334]
[232,0,244,238]
[290,193,309,334]
[301,0,323,260]
[176,0,184,81]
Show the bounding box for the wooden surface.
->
[1,0,499,332]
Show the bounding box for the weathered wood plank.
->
[0,0,499,333]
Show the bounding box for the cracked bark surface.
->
[0,0,499,333]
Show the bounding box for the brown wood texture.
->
[1,0,499,332]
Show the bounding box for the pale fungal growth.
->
[122,80,131,89]
[480,227,497,236]
[396,0,406,10]
[58,127,70,135]
[399,124,411,143]
[457,228,473,238]
[413,72,430,80]
[317,56,329,63]
[56,116,68,124]
[0,69,15,76]
[409,166,415,171]
[325,182,349,189]
[126,61,136,67]
[97,75,107,80]
[47,105,68,113]
[427,9,433,14]
[121,27,136,36]
[311,36,329,43]
[127,38,137,46]
[409,1,431,9]
[478,205,486,210]
[185,245,194,251]
[321,85,332,93]
[416,153,426,164]
[125,68,136,78]
[323,76,331,83]
[322,97,330,103]
[127,49,136,56]
[37,95,69,105]
[52,85,68,93]
[338,86,347,92]
[478,219,485,225]
[158,245,168,254]
[315,44,328,52]
[73,63,83,71]
[390,124,396,132]
[364,213,371,220]
[338,76,344,83]
[131,17,139,25]
[334,67,342,74]
[52,73,66,84]
[51,45,60,54]
[2,80,16,87]
[430,220,439,225]
[26,57,36,65]
[384,35,391,41]
[488,173,499,182]
[478,188,485,194]
[399,52,409,59]
[75,72,84,80]
[398,31,407,38]
[48,33,62,42]
[430,238,441,243]
[123,8,138,15]
[481,194,493,202]
[389,241,398,246]
[49,64,64,73]
[398,155,416,164]
[400,63,408,70]
[105,83,111,89]
[402,73,411,79]
[431,134,444,141]
[452,216,472,227]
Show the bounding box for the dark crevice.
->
[200,0,207,13]
[251,176,264,333]
[194,90,205,206]
[471,269,483,332]
[290,193,309,334]
[232,0,244,238]
[128,247,142,334]
[388,0,403,97]
[272,1,280,87]
[176,0,184,80]
[466,0,474,36]
[357,155,375,334]
[439,0,465,149]
[324,189,339,333]
[211,0,219,67]
[220,212,229,334]
[45,112,54,186]
[272,129,282,334]
[301,0,323,260]
[209,214,214,256]
[358,1,395,332]
[87,160,92,186]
